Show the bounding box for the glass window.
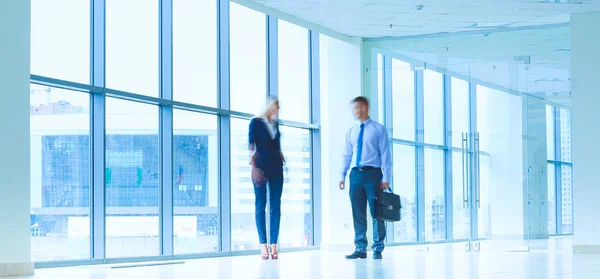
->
[561,165,573,234]
[230,3,267,115]
[105,99,159,258]
[452,151,470,240]
[478,155,491,238]
[546,105,555,161]
[30,84,90,261]
[451,78,469,148]
[560,109,571,163]
[277,127,312,248]
[547,163,556,235]
[391,59,415,141]
[31,0,90,84]
[423,70,444,145]
[173,111,219,254]
[278,20,310,123]
[106,0,159,97]
[377,54,384,124]
[424,148,445,241]
[230,119,312,250]
[230,118,256,250]
[392,144,417,243]
[173,0,217,107]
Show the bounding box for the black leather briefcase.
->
[374,188,402,222]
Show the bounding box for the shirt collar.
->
[357,118,372,126]
[260,116,275,124]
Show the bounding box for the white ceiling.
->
[247,0,598,106]
[253,0,600,37]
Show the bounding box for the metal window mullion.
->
[443,75,453,241]
[554,107,563,234]
[159,0,174,256]
[383,55,395,243]
[91,0,106,260]
[309,31,321,247]
[267,16,278,99]
[415,69,425,243]
[159,107,174,256]
[217,0,231,252]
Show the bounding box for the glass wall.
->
[229,2,267,115]
[172,0,218,107]
[30,0,319,263]
[172,111,219,254]
[278,20,310,123]
[29,84,91,261]
[379,53,574,245]
[546,106,574,235]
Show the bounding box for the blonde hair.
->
[259,98,280,118]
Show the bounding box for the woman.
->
[249,99,285,260]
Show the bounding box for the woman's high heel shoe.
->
[261,244,270,260]
[270,244,278,260]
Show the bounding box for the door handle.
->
[474,132,481,208]
[461,133,468,208]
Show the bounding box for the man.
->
[339,96,391,260]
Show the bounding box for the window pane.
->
[31,0,90,83]
[451,78,469,148]
[423,70,444,145]
[106,0,159,97]
[230,119,312,249]
[392,59,415,141]
[377,54,384,124]
[561,165,573,234]
[560,109,571,163]
[392,144,417,243]
[231,118,256,250]
[105,99,159,258]
[547,164,556,235]
[278,127,312,248]
[30,84,90,261]
[278,20,310,123]
[230,3,267,115]
[452,151,470,240]
[546,105,555,161]
[173,111,219,254]
[173,0,217,107]
[424,148,445,241]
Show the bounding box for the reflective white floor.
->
[14,241,599,279]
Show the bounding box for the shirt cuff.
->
[381,175,390,183]
[340,172,347,182]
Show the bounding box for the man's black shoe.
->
[345,251,367,259]
[373,252,383,259]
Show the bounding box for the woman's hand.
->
[280,151,286,165]
[249,143,256,165]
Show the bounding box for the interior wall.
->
[0,0,32,264]
[571,12,600,250]
[319,34,363,250]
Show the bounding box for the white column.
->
[319,35,364,250]
[571,12,600,253]
[0,0,34,276]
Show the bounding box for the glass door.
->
[449,64,532,252]
[450,77,471,242]
[470,66,531,252]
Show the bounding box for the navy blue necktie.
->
[356,123,365,168]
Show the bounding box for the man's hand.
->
[339,181,345,190]
[380,182,389,190]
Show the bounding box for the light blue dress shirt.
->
[341,118,392,183]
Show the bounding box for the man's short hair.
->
[352,96,369,107]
